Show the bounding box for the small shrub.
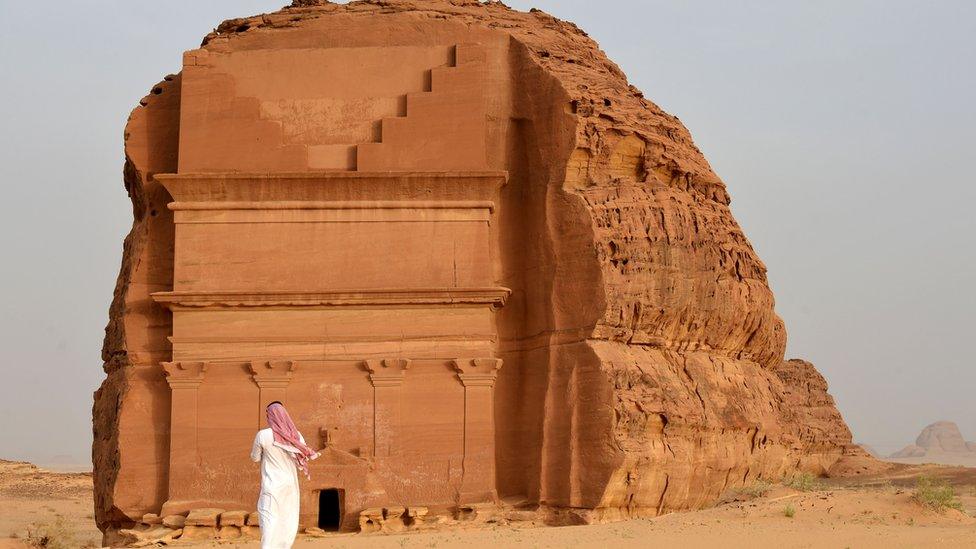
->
[785,472,823,492]
[24,518,78,549]
[742,480,773,498]
[913,475,963,513]
[783,473,823,492]
[784,504,796,518]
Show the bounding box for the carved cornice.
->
[249,360,295,389]
[452,358,503,387]
[169,200,496,212]
[152,288,511,310]
[154,171,508,204]
[162,361,207,389]
[364,358,411,387]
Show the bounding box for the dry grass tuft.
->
[741,480,773,498]
[785,472,823,492]
[22,517,96,549]
[913,475,963,513]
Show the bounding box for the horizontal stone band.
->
[151,287,511,309]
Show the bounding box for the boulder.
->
[161,514,185,529]
[245,512,260,527]
[218,526,241,539]
[219,510,248,527]
[180,525,217,540]
[117,526,178,546]
[185,508,224,527]
[358,508,385,534]
[406,506,428,518]
[304,527,327,537]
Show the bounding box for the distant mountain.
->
[889,421,976,466]
[855,443,881,458]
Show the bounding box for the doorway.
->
[318,488,343,531]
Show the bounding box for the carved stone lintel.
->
[249,360,295,388]
[452,358,502,387]
[365,358,410,387]
[162,361,207,389]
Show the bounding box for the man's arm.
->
[250,432,263,463]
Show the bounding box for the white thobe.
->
[250,428,304,549]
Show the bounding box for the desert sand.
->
[4,459,974,548]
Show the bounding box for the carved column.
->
[365,359,410,457]
[452,358,502,503]
[249,361,295,428]
[161,361,207,515]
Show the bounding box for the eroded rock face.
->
[94,0,862,535]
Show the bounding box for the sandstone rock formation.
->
[93,0,866,539]
[890,421,976,465]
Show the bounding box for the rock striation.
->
[93,0,867,539]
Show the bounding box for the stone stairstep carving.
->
[357,43,488,171]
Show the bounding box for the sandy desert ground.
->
[2,459,975,549]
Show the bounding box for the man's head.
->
[267,400,283,408]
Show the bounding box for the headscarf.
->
[266,402,319,479]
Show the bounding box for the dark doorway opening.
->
[318,488,343,531]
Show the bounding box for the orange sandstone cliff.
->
[94,0,867,534]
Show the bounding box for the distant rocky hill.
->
[889,421,976,466]
[855,443,880,458]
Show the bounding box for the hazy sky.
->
[0,1,973,465]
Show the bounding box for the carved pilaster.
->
[365,358,410,386]
[161,361,207,516]
[249,360,295,427]
[451,358,502,503]
[163,360,207,388]
[364,359,410,457]
[453,357,502,387]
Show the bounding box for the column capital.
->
[249,360,295,389]
[162,361,207,389]
[365,358,410,387]
[452,358,502,387]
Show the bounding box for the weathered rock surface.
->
[185,508,224,527]
[770,359,854,461]
[218,510,248,527]
[93,0,865,538]
[161,514,185,529]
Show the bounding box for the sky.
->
[0,1,972,466]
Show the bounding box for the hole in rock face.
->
[318,488,342,531]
